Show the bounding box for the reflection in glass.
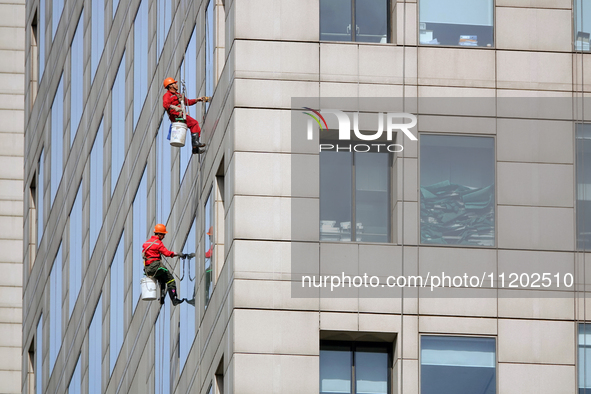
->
[91,0,104,81]
[49,244,62,373]
[355,151,389,243]
[420,135,495,246]
[320,0,352,42]
[421,336,496,394]
[133,169,147,310]
[180,221,196,372]
[88,296,102,394]
[580,324,591,393]
[111,54,125,195]
[204,190,214,306]
[133,0,148,128]
[356,348,388,394]
[71,11,84,145]
[419,0,494,47]
[110,233,124,374]
[575,0,591,51]
[320,345,352,393]
[51,75,63,204]
[577,125,591,250]
[90,120,103,258]
[69,185,82,317]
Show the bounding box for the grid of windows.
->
[133,168,147,310]
[420,336,496,394]
[70,11,84,146]
[88,296,102,394]
[69,184,82,316]
[91,0,104,81]
[49,244,62,373]
[320,341,391,394]
[320,0,389,43]
[110,233,124,374]
[180,221,196,372]
[420,135,495,246]
[419,0,493,47]
[51,74,64,204]
[89,121,104,257]
[133,0,148,128]
[111,53,126,195]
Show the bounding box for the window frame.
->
[418,132,497,248]
[419,334,497,394]
[320,0,391,44]
[319,138,394,244]
[319,340,392,394]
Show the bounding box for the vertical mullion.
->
[351,0,356,41]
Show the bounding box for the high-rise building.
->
[20,0,591,393]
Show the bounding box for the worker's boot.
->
[191,133,205,154]
[159,286,166,305]
[168,288,184,306]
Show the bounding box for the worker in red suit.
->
[162,77,209,154]
[142,224,184,305]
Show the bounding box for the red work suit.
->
[142,235,176,266]
[162,91,201,136]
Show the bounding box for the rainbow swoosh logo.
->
[302,107,328,130]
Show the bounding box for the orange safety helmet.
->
[163,77,177,88]
[154,224,168,234]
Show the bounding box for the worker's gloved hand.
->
[177,253,186,259]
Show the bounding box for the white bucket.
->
[140,277,158,301]
[170,122,188,147]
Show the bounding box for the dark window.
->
[320,144,391,243]
[320,341,391,394]
[320,0,389,43]
[577,124,591,250]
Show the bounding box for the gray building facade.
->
[20,0,591,393]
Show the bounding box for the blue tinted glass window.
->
[38,150,44,245]
[157,116,171,223]
[419,0,493,47]
[180,221,196,372]
[52,0,63,38]
[110,233,124,374]
[51,75,64,204]
[157,0,172,58]
[133,168,147,310]
[68,356,81,393]
[111,53,125,195]
[420,135,495,246]
[421,336,496,394]
[133,0,148,128]
[91,0,104,81]
[49,244,62,373]
[581,324,591,392]
[36,314,43,394]
[90,120,104,257]
[575,0,591,51]
[320,0,388,43]
[577,124,591,250]
[71,11,84,146]
[205,0,214,111]
[179,28,197,180]
[69,184,82,316]
[155,303,171,393]
[39,0,45,79]
[88,296,102,394]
